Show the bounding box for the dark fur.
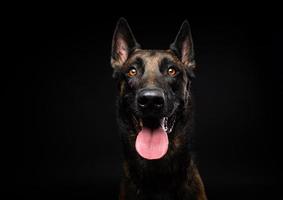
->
[111,18,207,200]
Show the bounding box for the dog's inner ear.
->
[111,18,140,68]
[170,20,195,68]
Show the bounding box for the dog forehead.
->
[128,49,178,67]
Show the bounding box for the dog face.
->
[111,18,196,160]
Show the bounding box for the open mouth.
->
[134,116,176,160]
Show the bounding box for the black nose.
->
[137,89,165,110]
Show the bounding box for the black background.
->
[6,11,282,199]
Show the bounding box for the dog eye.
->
[127,67,137,77]
[167,66,177,77]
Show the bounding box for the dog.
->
[111,18,207,200]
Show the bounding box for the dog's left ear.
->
[170,20,195,70]
[111,18,140,69]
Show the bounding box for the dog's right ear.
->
[111,18,140,69]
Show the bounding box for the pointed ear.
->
[170,20,195,69]
[111,18,140,69]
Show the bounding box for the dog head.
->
[111,18,196,160]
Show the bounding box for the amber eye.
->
[167,66,177,77]
[127,67,137,77]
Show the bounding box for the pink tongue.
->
[135,127,168,160]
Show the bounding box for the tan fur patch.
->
[120,80,125,96]
[173,134,183,149]
[192,166,208,200]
